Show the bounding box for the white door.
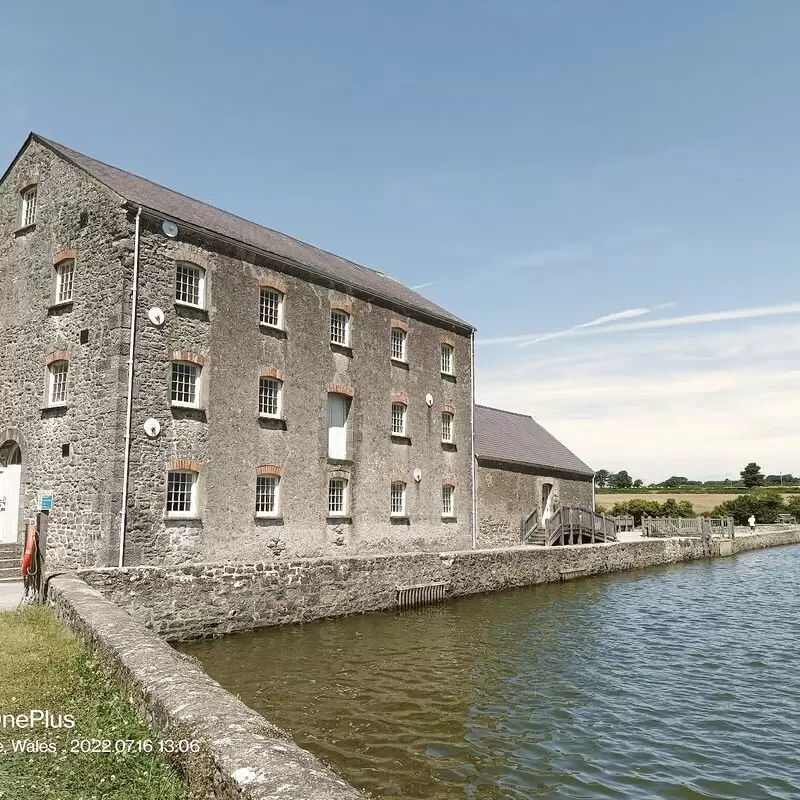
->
[541,483,553,524]
[0,463,21,544]
[327,395,348,459]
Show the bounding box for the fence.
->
[613,515,634,532]
[545,507,617,546]
[641,516,734,539]
[519,509,542,545]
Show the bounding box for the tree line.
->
[595,463,798,490]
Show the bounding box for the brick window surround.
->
[170,350,206,366]
[256,464,282,476]
[326,383,354,398]
[169,458,203,473]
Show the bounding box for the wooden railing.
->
[613,515,635,532]
[519,509,542,545]
[642,516,734,539]
[545,507,617,546]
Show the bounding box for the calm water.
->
[181,547,800,799]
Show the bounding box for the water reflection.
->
[181,548,800,799]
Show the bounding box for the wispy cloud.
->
[476,318,800,482]
[474,302,800,348]
[511,244,590,270]
[520,302,800,347]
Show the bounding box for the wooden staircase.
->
[545,507,617,546]
[520,510,545,545]
[0,542,21,582]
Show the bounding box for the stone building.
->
[0,133,475,568]
[474,405,594,548]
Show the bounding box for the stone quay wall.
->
[76,528,800,642]
[47,574,365,800]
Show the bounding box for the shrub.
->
[709,489,785,525]
[606,498,696,526]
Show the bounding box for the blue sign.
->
[37,491,53,512]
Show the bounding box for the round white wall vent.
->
[425,393,434,407]
[413,468,422,482]
[143,419,161,438]
[162,220,179,238]
[148,307,165,326]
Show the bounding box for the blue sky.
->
[3,1,800,482]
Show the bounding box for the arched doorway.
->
[541,481,554,525]
[0,441,22,544]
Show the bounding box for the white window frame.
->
[441,344,454,375]
[21,186,37,228]
[391,402,407,436]
[390,328,407,362]
[441,412,454,443]
[327,394,349,459]
[255,475,280,518]
[170,362,201,408]
[328,477,348,516]
[54,259,75,305]
[390,482,407,517]
[259,288,284,329]
[175,262,206,309]
[330,309,350,346]
[258,377,283,418]
[442,484,455,518]
[166,470,198,518]
[47,361,69,407]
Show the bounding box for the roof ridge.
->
[475,403,533,420]
[34,134,390,284]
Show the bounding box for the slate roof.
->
[474,404,594,477]
[26,134,472,330]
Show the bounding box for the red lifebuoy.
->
[21,523,37,577]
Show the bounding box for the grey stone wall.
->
[475,461,594,547]
[122,216,474,565]
[0,140,132,567]
[77,528,800,641]
[48,574,365,799]
[1,137,474,569]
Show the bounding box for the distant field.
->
[597,492,800,514]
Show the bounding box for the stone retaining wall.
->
[77,528,800,642]
[47,574,365,800]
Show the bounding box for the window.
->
[259,377,283,418]
[47,361,69,406]
[166,471,197,517]
[441,344,454,375]
[171,362,199,407]
[328,478,348,516]
[327,394,349,459]
[441,412,454,443]
[390,328,406,362]
[391,482,406,516]
[55,259,75,304]
[330,310,350,346]
[21,186,37,228]
[255,475,280,517]
[442,484,455,517]
[259,288,284,328]
[175,262,205,308]
[391,402,407,436]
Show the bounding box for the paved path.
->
[0,581,23,612]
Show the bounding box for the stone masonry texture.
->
[1,136,474,569]
[0,140,132,567]
[48,574,365,800]
[476,462,594,548]
[76,528,800,642]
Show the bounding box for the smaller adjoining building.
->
[474,404,595,548]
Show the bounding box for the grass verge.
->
[0,605,188,800]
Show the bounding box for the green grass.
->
[0,606,188,800]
